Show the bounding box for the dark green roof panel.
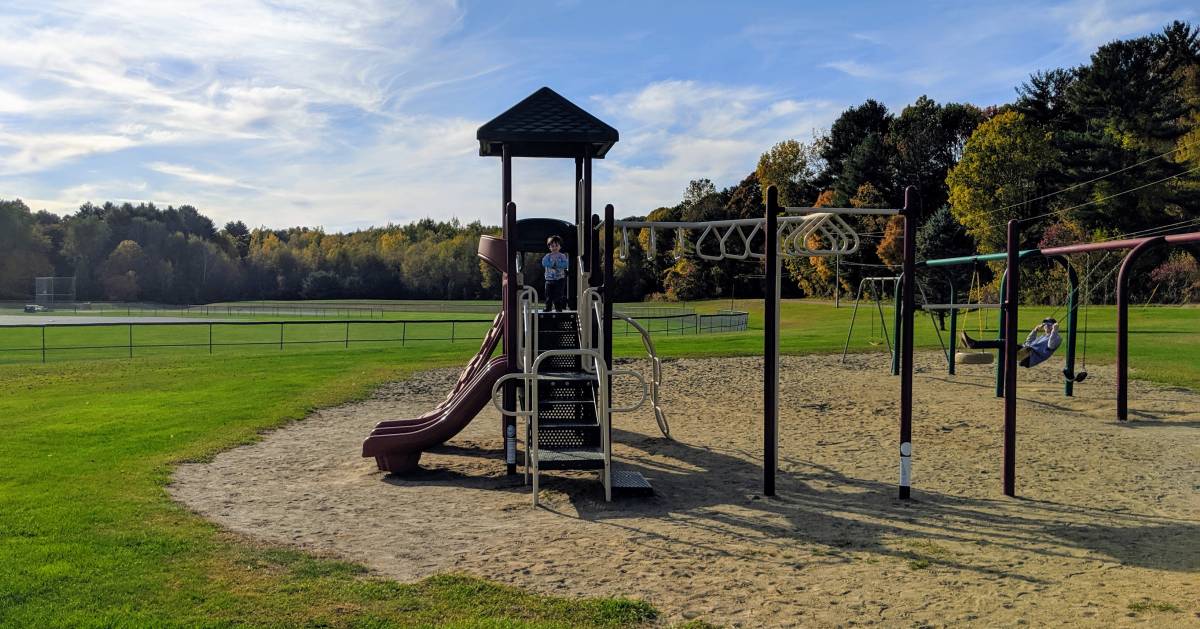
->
[478,87,618,159]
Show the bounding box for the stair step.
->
[612,469,654,497]
[535,425,600,449]
[536,401,597,424]
[536,448,605,470]
[532,371,597,381]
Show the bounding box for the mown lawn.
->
[0,345,656,628]
[0,298,1194,627]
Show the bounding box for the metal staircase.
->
[493,287,654,506]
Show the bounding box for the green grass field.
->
[0,299,1195,627]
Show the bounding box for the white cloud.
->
[824,60,878,79]
[1054,0,1185,50]
[147,162,260,191]
[595,81,838,215]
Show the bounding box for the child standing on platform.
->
[542,235,569,311]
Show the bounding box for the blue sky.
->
[0,0,1195,231]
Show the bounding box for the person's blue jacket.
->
[542,252,568,281]
[1023,324,1061,367]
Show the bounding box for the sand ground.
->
[171,352,1200,627]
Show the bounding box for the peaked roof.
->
[477,87,619,159]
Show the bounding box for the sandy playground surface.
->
[172,352,1200,627]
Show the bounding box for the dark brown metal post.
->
[604,203,615,448]
[502,144,518,475]
[583,156,593,275]
[1003,219,1020,497]
[1116,237,1164,421]
[764,186,779,497]
[898,186,917,500]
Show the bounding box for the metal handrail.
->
[612,311,671,438]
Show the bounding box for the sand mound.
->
[171,352,1200,627]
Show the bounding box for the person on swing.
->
[960,318,1061,368]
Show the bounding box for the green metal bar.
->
[1047,255,1078,397]
[947,278,957,376]
[924,249,1040,267]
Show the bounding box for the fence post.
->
[451,321,456,343]
[128,324,133,358]
[345,321,350,348]
[41,326,46,363]
[401,321,407,346]
[279,322,284,350]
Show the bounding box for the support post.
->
[1051,255,1079,397]
[1116,237,1163,421]
[41,326,46,363]
[898,187,917,500]
[209,323,214,354]
[503,193,518,475]
[948,287,957,377]
[1002,220,1020,497]
[763,186,780,497]
[604,203,615,450]
[129,324,134,358]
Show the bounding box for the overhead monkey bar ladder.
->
[611,211,863,263]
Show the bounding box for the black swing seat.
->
[1063,368,1088,383]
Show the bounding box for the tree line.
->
[3,22,1198,305]
[0,200,498,303]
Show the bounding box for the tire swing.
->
[955,267,995,366]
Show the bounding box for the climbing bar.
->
[610,212,861,261]
[784,206,902,216]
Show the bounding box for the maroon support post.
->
[763,186,779,497]
[1002,219,1020,497]
[501,144,518,475]
[898,187,917,500]
[1116,237,1165,422]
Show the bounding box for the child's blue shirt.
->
[542,252,569,281]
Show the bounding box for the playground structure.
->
[361,87,895,504]
[361,85,1197,505]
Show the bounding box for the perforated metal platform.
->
[536,449,606,470]
[612,469,654,497]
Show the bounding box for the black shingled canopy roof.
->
[477,87,618,159]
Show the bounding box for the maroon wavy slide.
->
[362,313,511,473]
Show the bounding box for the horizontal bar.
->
[1041,232,1200,256]
[0,318,493,329]
[612,215,826,229]
[923,249,1040,267]
[920,303,1002,310]
[783,206,902,216]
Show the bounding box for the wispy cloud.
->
[1053,0,1191,50]
[595,80,838,214]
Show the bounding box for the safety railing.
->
[613,312,670,438]
[0,318,493,363]
[490,349,648,506]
